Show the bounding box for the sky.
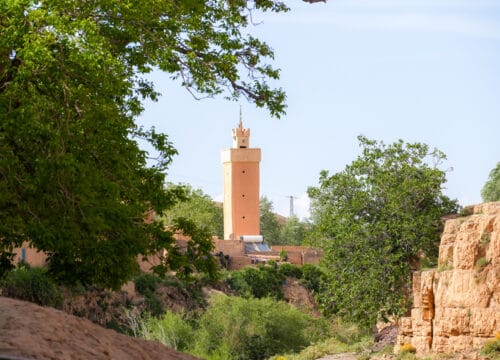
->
[138,0,500,220]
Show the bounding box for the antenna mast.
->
[288,195,297,217]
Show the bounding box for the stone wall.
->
[396,202,500,355]
[12,243,47,267]
[271,245,323,266]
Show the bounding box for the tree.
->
[0,0,289,287]
[481,162,500,202]
[280,215,309,245]
[162,184,223,239]
[260,196,283,245]
[308,136,458,328]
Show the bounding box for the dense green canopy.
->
[308,136,458,327]
[162,184,223,239]
[481,162,500,202]
[0,0,288,287]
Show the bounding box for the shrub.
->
[269,333,372,360]
[134,273,161,295]
[399,343,416,354]
[475,257,490,272]
[480,232,491,246]
[1,266,62,308]
[460,207,473,217]
[194,294,325,360]
[480,332,500,358]
[299,264,325,294]
[228,264,285,300]
[279,249,288,262]
[140,311,194,351]
[437,262,453,272]
[278,263,302,279]
[328,316,368,345]
[133,273,164,316]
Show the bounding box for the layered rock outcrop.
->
[396,202,500,355]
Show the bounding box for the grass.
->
[396,343,416,360]
[475,257,490,272]
[480,232,491,247]
[268,318,372,360]
[480,332,500,359]
[437,262,453,272]
[268,335,372,360]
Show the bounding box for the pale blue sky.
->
[138,0,500,220]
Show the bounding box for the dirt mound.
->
[59,281,203,332]
[0,296,198,360]
[282,277,320,317]
[373,325,398,351]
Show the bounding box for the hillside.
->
[0,296,198,360]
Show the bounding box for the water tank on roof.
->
[240,235,264,243]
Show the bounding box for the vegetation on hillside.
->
[134,293,345,360]
[162,184,224,239]
[260,197,311,245]
[1,0,480,357]
[481,162,500,202]
[127,266,371,360]
[308,136,459,327]
[0,0,289,288]
[0,264,62,308]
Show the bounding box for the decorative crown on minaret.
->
[232,110,250,148]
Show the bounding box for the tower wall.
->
[222,147,261,240]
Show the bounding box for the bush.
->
[194,294,324,360]
[134,273,161,295]
[268,318,372,360]
[480,332,500,358]
[1,266,62,308]
[140,311,194,351]
[399,343,416,354]
[227,264,285,300]
[278,263,303,279]
[299,264,326,294]
[133,273,164,316]
[475,257,490,271]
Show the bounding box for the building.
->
[11,118,321,271]
[214,119,321,269]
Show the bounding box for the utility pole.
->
[288,195,297,217]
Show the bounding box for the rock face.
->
[396,202,500,355]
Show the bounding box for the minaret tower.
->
[221,114,261,240]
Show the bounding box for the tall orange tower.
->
[221,118,261,240]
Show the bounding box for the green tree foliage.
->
[481,162,500,202]
[299,263,326,294]
[277,262,303,279]
[194,294,322,360]
[162,184,223,239]
[227,263,285,300]
[139,310,194,352]
[260,198,311,245]
[133,294,329,360]
[308,136,458,328]
[0,0,288,287]
[260,196,283,245]
[280,215,309,245]
[1,265,62,308]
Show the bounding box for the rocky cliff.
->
[396,202,500,355]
